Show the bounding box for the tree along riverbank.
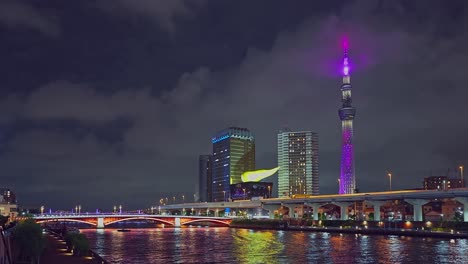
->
[230,218,468,239]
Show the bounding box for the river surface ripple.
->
[81,228,468,264]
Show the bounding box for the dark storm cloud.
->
[96,0,205,33]
[0,0,60,36]
[1,0,467,209]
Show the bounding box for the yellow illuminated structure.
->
[241,167,279,182]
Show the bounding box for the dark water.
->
[81,228,468,264]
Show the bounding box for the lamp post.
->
[158,206,161,215]
[40,206,44,215]
[267,186,271,198]
[113,205,117,213]
[151,206,154,214]
[75,206,78,215]
[460,166,464,187]
[243,188,246,199]
[222,190,226,202]
[182,195,185,203]
[119,205,122,214]
[78,205,81,215]
[173,196,176,204]
[388,173,392,191]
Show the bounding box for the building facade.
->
[198,155,213,202]
[277,130,319,197]
[423,176,463,190]
[338,47,357,194]
[0,188,16,204]
[211,127,255,202]
[230,182,273,201]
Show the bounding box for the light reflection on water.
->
[80,228,468,264]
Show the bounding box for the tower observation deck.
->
[338,47,356,194]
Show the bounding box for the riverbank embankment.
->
[44,230,109,264]
[230,219,468,239]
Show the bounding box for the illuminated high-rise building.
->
[338,45,357,194]
[211,127,255,202]
[277,130,319,197]
[198,155,212,202]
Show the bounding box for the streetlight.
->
[182,195,185,203]
[119,205,122,214]
[114,205,117,213]
[388,173,392,191]
[40,205,44,215]
[151,206,154,214]
[75,206,78,215]
[173,196,176,204]
[243,188,246,199]
[267,186,271,198]
[78,205,81,215]
[222,190,226,202]
[158,206,161,215]
[460,166,464,187]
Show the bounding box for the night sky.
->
[1,0,467,210]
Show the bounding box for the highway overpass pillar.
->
[284,204,301,218]
[97,217,104,229]
[175,217,181,227]
[406,199,429,221]
[262,204,279,219]
[366,201,386,221]
[305,203,322,221]
[335,202,353,220]
[455,197,468,222]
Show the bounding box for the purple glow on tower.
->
[338,45,356,194]
[343,50,350,76]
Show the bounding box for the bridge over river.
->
[32,214,232,228]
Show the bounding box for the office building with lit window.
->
[423,176,463,190]
[277,130,319,197]
[211,127,255,202]
[198,155,213,202]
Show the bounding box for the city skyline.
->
[0,1,467,209]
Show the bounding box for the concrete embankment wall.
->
[230,219,468,239]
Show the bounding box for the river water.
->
[81,228,468,263]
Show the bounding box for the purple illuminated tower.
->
[338,46,356,194]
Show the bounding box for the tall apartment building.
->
[198,155,212,202]
[211,127,255,202]
[277,130,319,197]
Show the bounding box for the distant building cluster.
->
[198,127,319,202]
[423,176,464,190]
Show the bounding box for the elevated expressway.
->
[160,189,468,222]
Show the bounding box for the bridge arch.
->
[105,217,174,227]
[36,218,97,227]
[182,219,231,227]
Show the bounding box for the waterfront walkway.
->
[41,233,99,264]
